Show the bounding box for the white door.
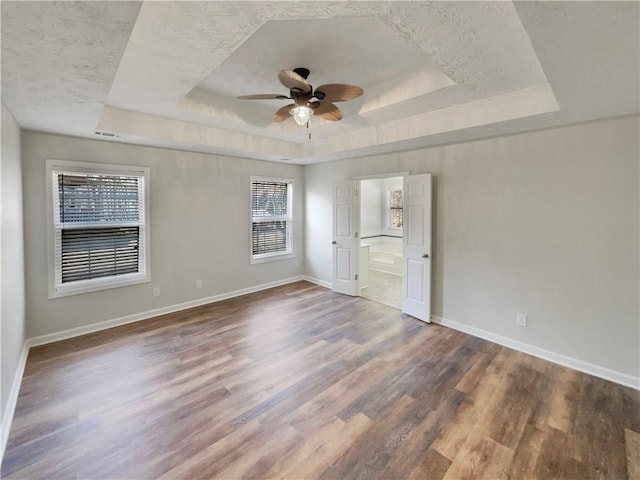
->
[401,174,432,322]
[332,180,358,296]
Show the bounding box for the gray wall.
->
[305,115,639,378]
[1,103,26,420]
[360,178,382,237]
[22,131,304,337]
[12,115,640,380]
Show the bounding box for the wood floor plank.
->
[213,424,303,479]
[573,375,628,478]
[506,421,546,479]
[380,388,467,478]
[442,428,513,480]
[625,428,640,480]
[533,426,587,479]
[623,387,640,433]
[270,413,373,479]
[484,365,541,450]
[406,448,452,480]
[157,419,264,479]
[319,394,418,480]
[1,281,638,479]
[545,366,581,433]
[431,359,507,461]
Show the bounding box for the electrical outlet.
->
[153,287,160,297]
[196,280,202,288]
[516,313,527,327]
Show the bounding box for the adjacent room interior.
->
[1,1,639,479]
[359,176,404,309]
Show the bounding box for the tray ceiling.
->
[1,1,638,164]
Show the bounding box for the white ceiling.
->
[2,1,638,165]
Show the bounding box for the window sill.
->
[250,252,295,265]
[49,274,149,299]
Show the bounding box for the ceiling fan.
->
[236,67,364,126]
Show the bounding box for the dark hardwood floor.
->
[2,281,638,479]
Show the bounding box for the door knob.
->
[332,241,337,245]
[422,254,429,258]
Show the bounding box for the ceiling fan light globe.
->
[290,105,313,126]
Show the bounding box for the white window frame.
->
[46,159,151,298]
[250,176,294,264]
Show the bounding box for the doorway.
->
[358,176,403,309]
[331,174,432,322]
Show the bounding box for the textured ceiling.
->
[0,1,142,137]
[1,1,638,164]
[189,17,456,129]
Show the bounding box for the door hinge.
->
[355,274,358,281]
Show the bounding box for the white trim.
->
[45,159,151,299]
[1,342,29,461]
[250,252,295,265]
[45,159,148,177]
[29,276,305,347]
[431,315,640,390]
[302,275,332,289]
[352,171,410,180]
[51,275,150,299]
[249,176,294,264]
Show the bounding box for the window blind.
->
[57,174,140,224]
[251,181,288,217]
[61,227,139,283]
[389,189,403,229]
[251,180,292,257]
[252,220,289,255]
[55,172,144,285]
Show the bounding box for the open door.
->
[332,180,358,296]
[401,174,432,322]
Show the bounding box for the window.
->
[250,177,293,263]
[388,188,403,229]
[47,160,150,298]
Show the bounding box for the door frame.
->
[353,171,410,181]
[353,171,432,322]
[354,171,409,297]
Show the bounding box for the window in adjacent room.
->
[250,177,293,263]
[46,160,150,298]
[388,188,403,229]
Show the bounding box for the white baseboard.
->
[1,342,29,462]
[29,275,306,347]
[302,275,332,289]
[431,315,639,390]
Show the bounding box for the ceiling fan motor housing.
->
[291,88,314,106]
[292,67,310,79]
[291,68,326,100]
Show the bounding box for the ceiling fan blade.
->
[278,70,311,93]
[314,84,363,102]
[312,102,343,121]
[237,94,290,100]
[274,103,295,123]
